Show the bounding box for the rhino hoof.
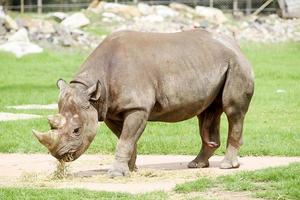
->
[187,160,209,168]
[108,164,130,178]
[220,159,240,169]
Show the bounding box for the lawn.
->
[175,163,300,200]
[0,42,299,156]
[0,42,299,199]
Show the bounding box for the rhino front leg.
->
[108,110,147,177]
[105,119,138,171]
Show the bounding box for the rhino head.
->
[33,79,102,162]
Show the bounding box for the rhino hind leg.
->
[105,119,138,172]
[220,59,254,169]
[188,97,223,168]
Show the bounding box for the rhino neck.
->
[70,77,108,122]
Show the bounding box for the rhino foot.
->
[108,162,130,178]
[220,158,240,169]
[187,160,209,168]
[129,164,138,172]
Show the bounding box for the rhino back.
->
[102,30,232,122]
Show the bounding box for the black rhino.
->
[33,29,254,177]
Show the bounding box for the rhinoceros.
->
[33,29,254,177]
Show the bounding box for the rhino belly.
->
[148,82,222,122]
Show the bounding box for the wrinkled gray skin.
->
[33,29,254,177]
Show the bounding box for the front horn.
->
[32,129,58,150]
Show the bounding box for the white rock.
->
[137,3,153,15]
[0,6,4,17]
[169,2,195,14]
[61,13,90,29]
[4,15,18,30]
[102,12,124,22]
[0,41,43,58]
[154,5,179,18]
[102,2,126,10]
[0,6,18,30]
[8,28,29,43]
[195,6,227,24]
[138,15,164,23]
[47,12,68,22]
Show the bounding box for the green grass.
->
[175,163,300,200]
[0,188,167,200]
[174,177,212,193]
[0,42,300,156]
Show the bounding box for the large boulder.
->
[195,6,227,24]
[47,12,68,22]
[0,41,43,57]
[0,6,18,30]
[17,17,55,34]
[89,2,140,19]
[169,2,196,15]
[137,3,153,16]
[61,13,90,29]
[0,28,43,57]
[153,5,179,18]
[8,28,30,43]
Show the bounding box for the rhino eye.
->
[73,127,81,135]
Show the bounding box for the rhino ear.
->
[87,81,101,101]
[56,79,68,92]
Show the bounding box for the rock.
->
[8,28,30,43]
[154,5,179,18]
[88,0,100,10]
[17,17,55,34]
[0,6,18,30]
[47,12,68,22]
[0,18,6,35]
[4,15,18,30]
[61,13,90,29]
[138,14,164,23]
[137,3,153,15]
[0,26,6,36]
[102,12,124,22]
[195,6,227,24]
[0,41,43,57]
[55,25,75,47]
[90,2,141,18]
[169,2,196,15]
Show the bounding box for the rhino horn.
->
[32,129,57,150]
[47,114,66,129]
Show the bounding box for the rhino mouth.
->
[61,153,75,162]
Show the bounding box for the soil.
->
[0,112,41,121]
[0,153,299,197]
[6,104,57,110]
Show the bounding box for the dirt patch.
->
[0,154,299,194]
[6,104,57,110]
[0,112,41,121]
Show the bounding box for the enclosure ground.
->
[0,154,299,194]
